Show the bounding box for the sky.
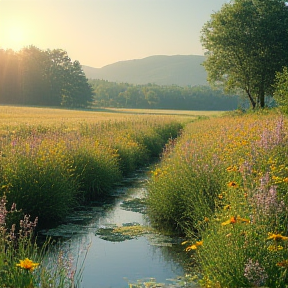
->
[0,0,228,68]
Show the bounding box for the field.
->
[0,105,190,288]
[0,105,223,127]
[2,105,286,288]
[147,109,288,287]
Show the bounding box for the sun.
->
[7,26,25,50]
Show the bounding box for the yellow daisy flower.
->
[227,181,238,188]
[267,233,288,242]
[16,258,39,271]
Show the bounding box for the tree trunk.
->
[246,89,256,109]
[259,90,265,108]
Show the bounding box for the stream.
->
[41,166,197,288]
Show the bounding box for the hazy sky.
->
[0,0,228,68]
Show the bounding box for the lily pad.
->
[95,223,153,242]
[120,198,147,213]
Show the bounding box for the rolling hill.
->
[82,55,208,87]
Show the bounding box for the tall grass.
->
[0,106,184,228]
[0,105,185,288]
[0,195,83,288]
[147,111,288,287]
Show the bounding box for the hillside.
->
[82,55,208,87]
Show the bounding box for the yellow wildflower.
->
[223,205,231,210]
[268,245,284,252]
[221,216,250,226]
[267,233,288,242]
[226,166,238,172]
[276,260,288,268]
[16,258,39,271]
[185,240,203,251]
[186,245,197,251]
[227,181,238,188]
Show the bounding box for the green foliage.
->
[274,66,288,114]
[71,143,121,201]
[201,0,288,109]
[90,79,239,110]
[0,141,78,228]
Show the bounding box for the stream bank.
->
[41,166,198,288]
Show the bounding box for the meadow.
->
[147,109,288,287]
[0,105,193,288]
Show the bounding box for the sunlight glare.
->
[7,26,25,50]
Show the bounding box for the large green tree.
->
[201,0,288,109]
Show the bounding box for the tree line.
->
[89,79,240,110]
[0,46,93,108]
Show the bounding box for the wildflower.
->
[283,177,288,183]
[221,216,250,226]
[223,204,231,210]
[218,194,223,200]
[267,245,284,251]
[244,258,268,287]
[276,260,288,268]
[267,233,288,242]
[251,184,286,217]
[16,258,39,271]
[226,166,238,172]
[185,240,203,251]
[227,181,238,188]
[222,216,237,225]
[204,217,209,222]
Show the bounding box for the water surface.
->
[43,168,194,288]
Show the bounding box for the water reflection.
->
[42,168,195,288]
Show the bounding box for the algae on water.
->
[95,222,154,242]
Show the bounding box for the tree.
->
[61,60,94,108]
[273,66,288,113]
[201,0,288,109]
[19,46,51,105]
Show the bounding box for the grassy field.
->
[0,104,191,288]
[147,110,288,287]
[103,107,225,117]
[0,105,189,225]
[0,105,223,126]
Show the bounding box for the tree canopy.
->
[201,0,288,109]
[0,46,93,108]
[273,66,288,113]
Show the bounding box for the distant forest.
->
[0,47,93,108]
[90,79,240,110]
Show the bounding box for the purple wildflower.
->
[244,258,268,286]
[250,174,286,219]
[0,196,7,226]
[257,117,287,150]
